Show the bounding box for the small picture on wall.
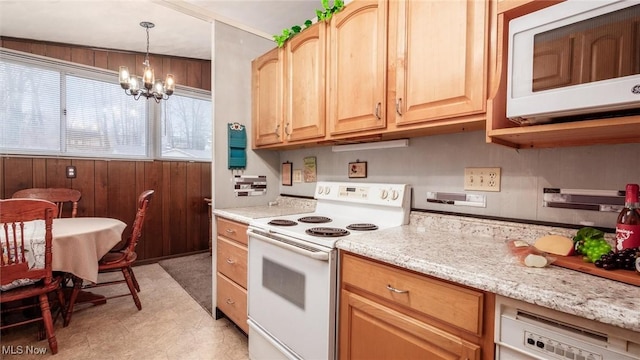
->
[293,169,303,183]
[282,162,292,186]
[303,156,317,183]
[349,161,367,178]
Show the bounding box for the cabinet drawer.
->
[217,273,248,334]
[341,253,483,335]
[217,237,247,288]
[216,217,248,245]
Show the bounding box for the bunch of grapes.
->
[594,247,640,271]
[576,237,612,263]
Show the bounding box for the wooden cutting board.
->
[552,255,640,286]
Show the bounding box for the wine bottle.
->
[615,183,640,251]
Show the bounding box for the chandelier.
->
[119,22,175,103]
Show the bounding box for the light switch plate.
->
[464,167,501,192]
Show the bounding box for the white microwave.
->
[507,0,640,125]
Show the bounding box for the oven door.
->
[247,228,337,360]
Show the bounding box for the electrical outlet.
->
[464,167,501,192]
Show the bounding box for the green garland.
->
[274,0,345,48]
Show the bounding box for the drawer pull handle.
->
[226,298,235,304]
[386,284,409,294]
[226,258,235,264]
[225,229,236,234]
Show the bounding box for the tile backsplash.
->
[279,130,640,228]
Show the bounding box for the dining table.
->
[51,217,126,284]
[1,216,127,325]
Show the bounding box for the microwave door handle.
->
[248,230,330,261]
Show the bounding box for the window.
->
[0,61,61,153]
[0,49,212,161]
[161,94,212,160]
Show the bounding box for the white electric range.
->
[247,181,411,360]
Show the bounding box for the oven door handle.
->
[248,230,330,261]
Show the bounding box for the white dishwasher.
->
[495,295,640,360]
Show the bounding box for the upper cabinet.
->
[252,22,327,149]
[252,47,283,147]
[285,22,327,143]
[328,0,387,137]
[252,0,492,149]
[389,0,488,128]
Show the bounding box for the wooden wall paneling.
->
[186,60,203,89]
[107,52,136,73]
[72,159,96,217]
[202,61,211,91]
[162,161,172,256]
[71,48,95,67]
[45,159,72,188]
[169,161,188,254]
[2,39,31,53]
[32,158,47,188]
[106,161,138,227]
[144,161,165,260]
[30,43,46,56]
[45,44,71,62]
[94,50,109,69]
[93,160,109,217]
[4,158,34,197]
[185,162,203,252]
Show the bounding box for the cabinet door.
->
[328,0,387,136]
[284,22,327,142]
[393,0,487,125]
[340,290,481,360]
[252,47,283,147]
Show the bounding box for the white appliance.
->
[247,182,411,360]
[507,0,640,124]
[495,295,640,360]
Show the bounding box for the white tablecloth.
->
[52,217,127,283]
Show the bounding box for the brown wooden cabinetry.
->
[215,216,248,334]
[389,0,488,128]
[328,0,387,137]
[251,0,491,149]
[252,21,327,149]
[252,47,283,147]
[339,252,494,360]
[284,22,327,143]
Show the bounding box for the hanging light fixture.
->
[119,22,175,103]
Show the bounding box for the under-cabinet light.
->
[331,139,409,152]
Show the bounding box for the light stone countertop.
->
[337,212,640,333]
[213,196,316,224]
[213,202,640,333]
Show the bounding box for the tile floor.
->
[1,264,249,359]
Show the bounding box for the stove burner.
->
[306,227,350,237]
[346,223,379,231]
[298,216,332,224]
[268,219,298,226]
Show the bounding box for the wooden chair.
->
[12,188,82,218]
[64,190,154,326]
[0,199,66,355]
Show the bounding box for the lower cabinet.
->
[215,216,248,334]
[339,252,494,360]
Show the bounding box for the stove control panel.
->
[315,182,409,207]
